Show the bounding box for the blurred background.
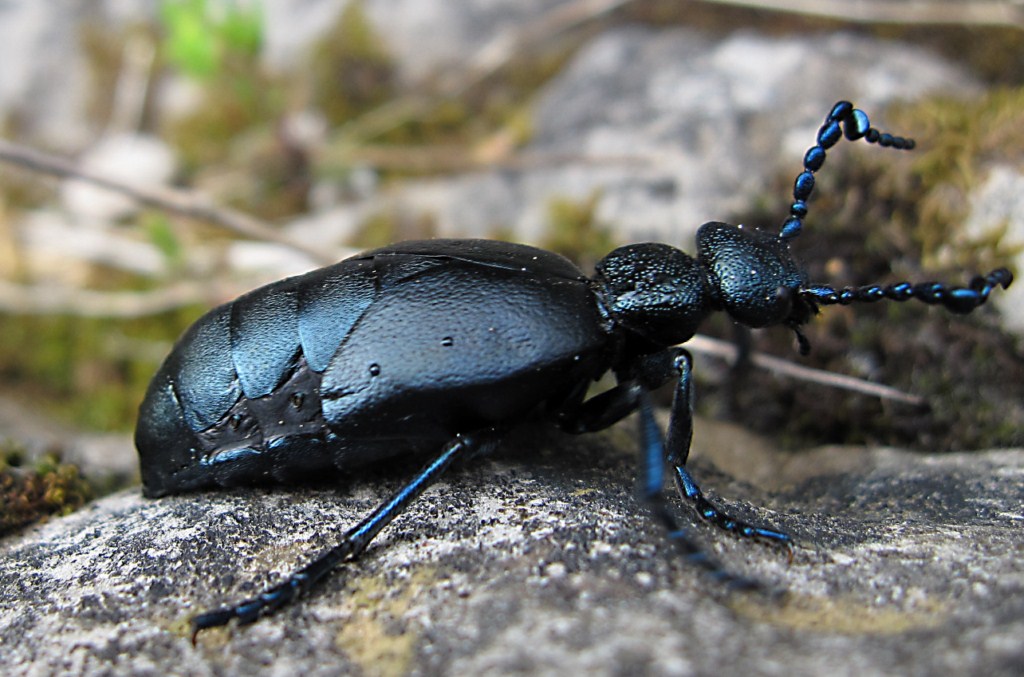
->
[1,0,1023,524]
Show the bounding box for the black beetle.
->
[135,102,1012,637]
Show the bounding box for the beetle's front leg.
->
[665,349,792,548]
[637,391,763,587]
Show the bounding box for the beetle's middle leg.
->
[190,429,497,641]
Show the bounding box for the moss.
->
[0,444,93,535]
[541,191,618,270]
[159,1,285,182]
[310,1,397,128]
[888,92,1024,269]
[315,12,575,181]
[0,308,202,433]
[162,69,285,174]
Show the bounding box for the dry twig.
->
[0,139,336,266]
[0,279,227,318]
[686,334,926,406]
[696,0,1024,28]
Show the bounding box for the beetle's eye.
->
[229,414,243,430]
[290,392,305,409]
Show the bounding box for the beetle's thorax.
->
[593,242,713,348]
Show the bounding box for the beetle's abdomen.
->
[136,240,610,497]
[135,258,380,496]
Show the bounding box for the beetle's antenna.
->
[779,101,915,241]
[801,267,1013,315]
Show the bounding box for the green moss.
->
[0,444,93,535]
[0,308,202,433]
[159,0,283,177]
[697,94,1024,452]
[310,1,396,128]
[349,210,438,250]
[315,15,574,180]
[160,0,263,80]
[541,192,617,269]
[886,92,1024,268]
[163,70,285,174]
[157,1,322,218]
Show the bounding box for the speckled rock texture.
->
[2,420,1021,676]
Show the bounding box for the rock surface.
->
[376,27,979,247]
[2,420,1021,676]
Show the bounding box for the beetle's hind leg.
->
[190,430,495,642]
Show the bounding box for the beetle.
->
[135,102,1012,637]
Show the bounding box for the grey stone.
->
[964,165,1024,333]
[60,134,177,223]
[2,420,1021,676]
[381,27,980,246]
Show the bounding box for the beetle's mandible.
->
[135,102,1012,638]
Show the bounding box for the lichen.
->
[732,591,948,635]
[334,566,440,677]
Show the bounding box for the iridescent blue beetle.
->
[134,102,1012,637]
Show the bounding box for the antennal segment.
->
[802,268,1013,315]
[780,101,915,242]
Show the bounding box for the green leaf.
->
[160,0,220,79]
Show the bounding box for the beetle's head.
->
[696,222,817,352]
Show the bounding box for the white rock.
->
[60,134,177,223]
[965,165,1024,332]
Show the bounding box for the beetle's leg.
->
[190,430,494,641]
[556,381,642,434]
[557,350,790,559]
[664,349,792,549]
[555,348,690,434]
[637,392,755,588]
